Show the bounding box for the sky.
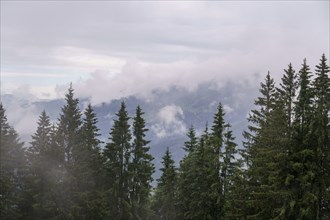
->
[1,1,329,105]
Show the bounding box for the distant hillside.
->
[1,82,257,178]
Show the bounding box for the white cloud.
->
[1,1,328,105]
[223,104,234,114]
[151,105,187,138]
[3,87,41,143]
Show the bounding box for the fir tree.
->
[0,104,27,220]
[57,84,82,164]
[104,101,132,220]
[183,125,198,153]
[221,124,238,208]
[130,105,154,220]
[243,72,278,219]
[312,54,330,219]
[74,104,106,219]
[27,110,55,219]
[56,84,83,218]
[290,59,316,219]
[177,125,199,219]
[153,148,178,220]
[277,63,298,130]
[210,102,226,219]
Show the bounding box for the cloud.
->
[1,1,328,106]
[151,105,186,138]
[223,104,234,114]
[2,2,328,95]
[2,86,42,143]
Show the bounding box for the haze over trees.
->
[0,54,329,219]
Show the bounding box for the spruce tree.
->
[56,84,83,218]
[210,102,225,219]
[277,63,298,130]
[0,104,27,220]
[290,58,316,219]
[57,84,82,164]
[153,148,178,220]
[243,72,278,219]
[177,125,199,219]
[312,54,330,219]
[130,105,154,220]
[27,110,55,219]
[104,101,132,220]
[183,125,198,153]
[74,104,106,219]
[221,124,238,208]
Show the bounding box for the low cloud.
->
[2,94,40,144]
[70,52,268,105]
[151,104,186,138]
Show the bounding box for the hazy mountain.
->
[1,81,258,178]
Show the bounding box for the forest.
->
[0,54,329,220]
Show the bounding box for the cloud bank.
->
[1,1,328,103]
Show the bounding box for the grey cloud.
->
[1,1,329,103]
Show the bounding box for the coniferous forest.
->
[1,54,329,220]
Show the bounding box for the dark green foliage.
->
[177,104,240,220]
[183,125,198,153]
[0,103,27,220]
[104,101,132,220]
[311,54,330,219]
[277,63,298,130]
[27,111,58,219]
[153,148,178,220]
[130,106,154,220]
[57,84,82,164]
[2,55,329,220]
[243,72,287,219]
[56,85,83,218]
[73,104,105,219]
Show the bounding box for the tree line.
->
[0,54,329,219]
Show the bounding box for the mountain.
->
[1,81,258,179]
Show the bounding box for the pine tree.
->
[104,101,132,220]
[130,105,154,220]
[153,148,178,220]
[0,104,27,220]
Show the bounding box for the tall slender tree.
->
[242,72,278,219]
[130,105,154,220]
[0,104,27,220]
[183,125,198,153]
[56,84,83,218]
[210,102,226,219]
[104,101,132,220]
[27,111,55,219]
[153,148,178,220]
[73,104,106,220]
[311,54,330,219]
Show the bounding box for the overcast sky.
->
[1,1,329,104]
